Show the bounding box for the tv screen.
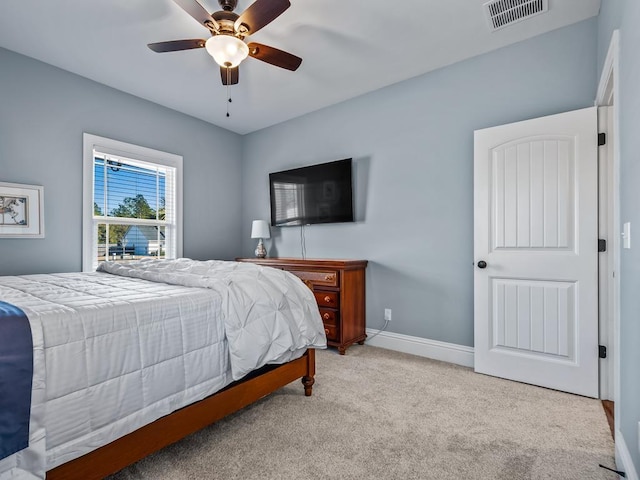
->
[269,159,354,226]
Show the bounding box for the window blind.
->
[91,152,177,269]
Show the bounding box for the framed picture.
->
[0,182,44,238]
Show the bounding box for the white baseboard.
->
[365,329,474,368]
[616,429,639,480]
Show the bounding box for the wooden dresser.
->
[236,258,368,354]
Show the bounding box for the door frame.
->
[595,30,620,417]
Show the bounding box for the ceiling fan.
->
[148,0,302,86]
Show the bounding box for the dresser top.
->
[236,257,368,270]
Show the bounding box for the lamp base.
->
[254,239,266,258]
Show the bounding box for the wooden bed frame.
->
[46,349,316,480]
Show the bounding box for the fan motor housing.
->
[212,11,239,34]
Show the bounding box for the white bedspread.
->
[0,260,326,479]
[98,258,327,380]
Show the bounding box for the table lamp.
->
[251,220,270,258]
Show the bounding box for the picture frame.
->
[0,182,45,238]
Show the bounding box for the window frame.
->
[82,133,183,272]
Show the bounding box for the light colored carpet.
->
[109,346,616,480]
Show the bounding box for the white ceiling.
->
[0,0,600,135]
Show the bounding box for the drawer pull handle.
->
[324,328,330,336]
[323,313,330,321]
[324,295,332,303]
[325,274,335,281]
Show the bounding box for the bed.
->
[0,259,326,480]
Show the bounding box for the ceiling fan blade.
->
[173,0,219,32]
[147,39,206,53]
[247,43,302,71]
[220,66,239,85]
[234,0,290,35]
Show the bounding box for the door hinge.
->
[598,239,607,252]
[599,345,607,359]
[598,132,607,146]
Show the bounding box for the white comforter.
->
[98,259,327,379]
[0,259,325,479]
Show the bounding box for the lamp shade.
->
[205,35,249,68]
[251,220,271,239]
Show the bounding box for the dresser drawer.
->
[319,308,338,326]
[314,291,339,308]
[323,324,338,342]
[290,269,339,287]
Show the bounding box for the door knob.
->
[477,260,487,269]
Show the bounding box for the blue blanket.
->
[0,301,33,460]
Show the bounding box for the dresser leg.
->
[338,346,346,355]
[357,340,365,345]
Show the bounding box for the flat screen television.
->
[269,158,354,226]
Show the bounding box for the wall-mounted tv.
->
[269,159,354,227]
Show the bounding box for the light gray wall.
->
[0,47,243,275]
[597,0,623,77]
[241,19,598,347]
[598,0,640,474]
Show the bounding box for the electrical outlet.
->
[384,308,392,321]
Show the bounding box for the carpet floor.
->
[109,346,616,480]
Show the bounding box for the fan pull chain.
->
[226,67,232,118]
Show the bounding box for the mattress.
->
[0,259,326,479]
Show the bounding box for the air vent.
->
[484,0,549,31]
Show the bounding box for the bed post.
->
[301,348,316,396]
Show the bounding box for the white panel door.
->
[474,107,598,398]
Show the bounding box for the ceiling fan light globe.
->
[205,35,249,68]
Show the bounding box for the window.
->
[83,134,183,272]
